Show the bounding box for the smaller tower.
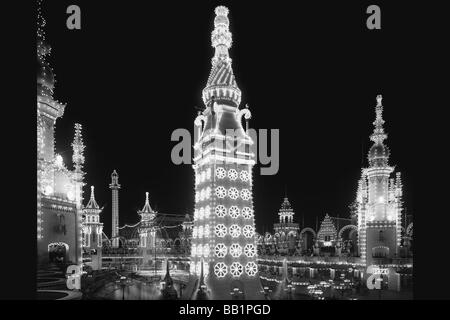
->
[138,192,158,266]
[273,197,299,236]
[138,192,157,248]
[82,186,103,270]
[109,170,121,247]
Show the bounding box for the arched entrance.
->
[299,228,316,253]
[48,242,69,264]
[338,225,358,256]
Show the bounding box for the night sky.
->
[40,1,414,236]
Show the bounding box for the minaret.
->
[356,95,403,267]
[82,186,104,270]
[191,6,263,299]
[109,170,121,247]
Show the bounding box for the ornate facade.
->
[37,4,84,267]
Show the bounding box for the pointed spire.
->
[138,192,156,222]
[202,6,241,107]
[86,186,99,209]
[140,192,154,214]
[72,123,85,171]
[370,94,387,145]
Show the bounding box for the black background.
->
[41,0,416,233]
[2,0,449,303]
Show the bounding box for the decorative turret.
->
[85,186,100,211]
[82,186,104,258]
[138,192,156,222]
[202,6,241,107]
[278,197,294,224]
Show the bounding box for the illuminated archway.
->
[48,242,69,264]
[299,228,316,252]
[338,224,358,240]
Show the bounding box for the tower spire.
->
[202,6,241,107]
[370,94,387,145]
[86,185,99,209]
[72,123,85,172]
[368,94,390,167]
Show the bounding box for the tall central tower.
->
[109,170,121,247]
[356,95,403,267]
[191,6,263,299]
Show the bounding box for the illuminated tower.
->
[82,186,104,270]
[109,170,121,247]
[356,95,403,267]
[37,0,84,268]
[191,6,263,299]
[138,192,158,265]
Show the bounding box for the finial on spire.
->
[90,185,95,199]
[376,94,382,106]
[211,6,232,66]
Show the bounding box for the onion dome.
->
[368,95,390,167]
[202,6,242,107]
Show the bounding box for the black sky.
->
[40,0,415,236]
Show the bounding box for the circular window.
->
[228,169,238,180]
[214,243,227,257]
[229,206,240,218]
[228,187,239,200]
[240,170,250,182]
[229,224,241,238]
[215,224,227,237]
[230,262,243,277]
[229,243,242,257]
[245,261,258,276]
[242,207,253,219]
[215,167,226,179]
[243,225,255,238]
[215,205,227,217]
[244,244,256,257]
[240,189,251,200]
[215,186,226,198]
[214,262,227,277]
